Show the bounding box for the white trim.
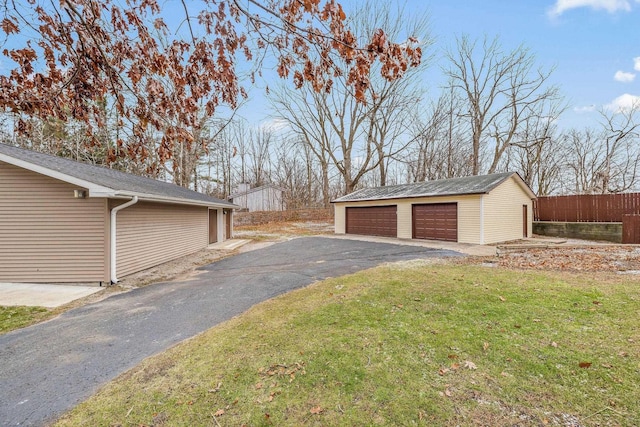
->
[479,194,485,245]
[217,208,224,242]
[114,191,237,209]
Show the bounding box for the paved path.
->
[0,237,461,426]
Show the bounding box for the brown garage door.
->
[413,203,457,242]
[346,206,397,237]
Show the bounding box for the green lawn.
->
[0,306,50,334]
[56,262,640,426]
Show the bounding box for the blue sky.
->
[240,0,640,131]
[421,0,640,129]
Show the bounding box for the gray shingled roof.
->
[333,172,530,202]
[0,143,236,208]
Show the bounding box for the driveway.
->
[0,237,461,426]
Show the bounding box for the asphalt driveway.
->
[0,237,461,426]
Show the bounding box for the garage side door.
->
[412,203,457,242]
[346,206,397,237]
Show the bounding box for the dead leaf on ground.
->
[499,295,506,302]
[310,406,324,414]
[578,361,592,368]
[483,342,489,352]
[551,341,558,348]
[464,360,477,370]
[213,409,225,416]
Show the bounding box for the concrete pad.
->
[0,283,104,308]
[208,239,251,251]
[324,234,498,257]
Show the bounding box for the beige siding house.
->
[333,173,536,245]
[0,143,237,284]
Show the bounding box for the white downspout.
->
[110,196,138,284]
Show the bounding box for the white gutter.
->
[110,196,138,284]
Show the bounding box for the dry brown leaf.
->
[578,361,592,368]
[214,409,225,416]
[499,295,506,302]
[310,406,324,414]
[483,342,489,352]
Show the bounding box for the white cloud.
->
[548,0,638,18]
[605,93,640,112]
[573,104,596,113]
[614,70,636,82]
[634,57,640,71]
[259,118,290,133]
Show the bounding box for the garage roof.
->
[333,172,536,202]
[0,143,237,208]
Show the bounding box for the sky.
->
[1,0,637,132]
[421,0,640,130]
[239,0,640,132]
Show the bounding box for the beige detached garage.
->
[0,143,237,284]
[333,172,536,245]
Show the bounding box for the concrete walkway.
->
[0,237,461,426]
[208,238,251,251]
[0,283,104,308]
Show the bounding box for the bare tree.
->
[561,104,640,194]
[406,86,473,182]
[444,35,561,175]
[1,0,421,174]
[271,1,431,197]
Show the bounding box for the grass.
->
[234,220,333,240]
[56,263,640,426]
[0,305,50,334]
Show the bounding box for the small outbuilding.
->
[332,172,536,245]
[0,143,238,284]
[229,183,284,212]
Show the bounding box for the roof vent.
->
[74,189,87,199]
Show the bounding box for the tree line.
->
[1,1,638,208]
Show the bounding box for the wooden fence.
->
[622,215,640,244]
[534,193,640,222]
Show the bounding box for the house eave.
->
[1,152,238,209]
[0,153,113,195]
[110,191,239,209]
[332,190,490,204]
